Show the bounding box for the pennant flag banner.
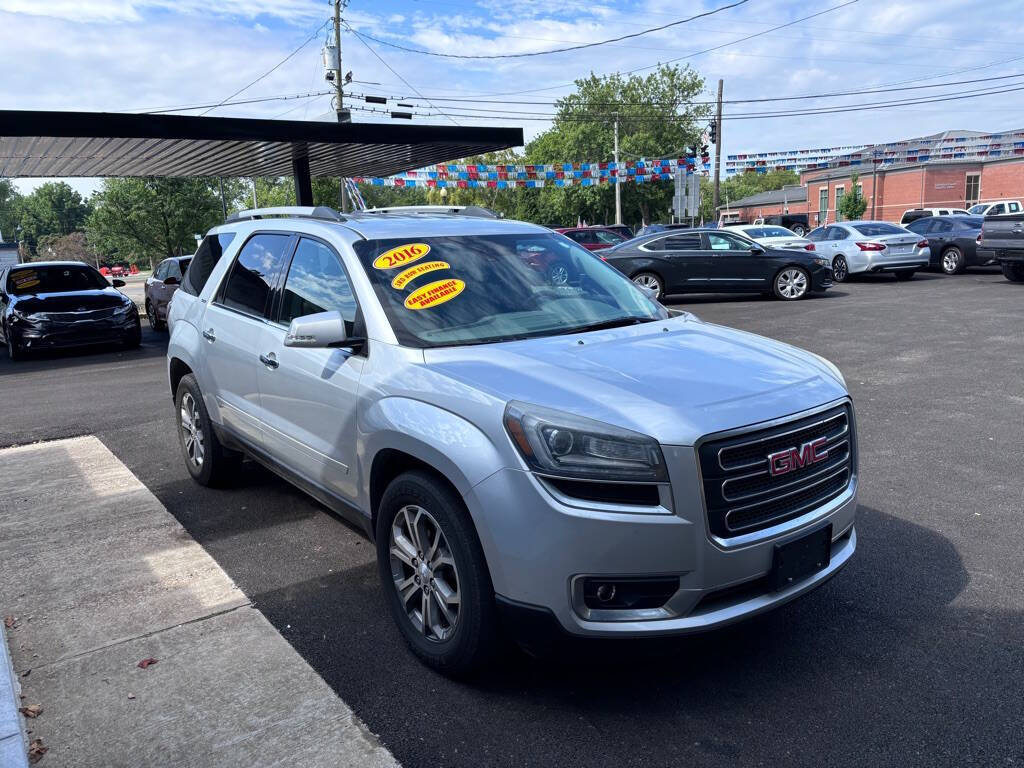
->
[725,131,1024,175]
[352,157,708,189]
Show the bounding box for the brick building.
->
[718,129,1024,226]
[717,186,806,224]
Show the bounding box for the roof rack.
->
[225,206,345,223]
[361,205,502,219]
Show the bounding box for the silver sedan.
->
[806,221,930,282]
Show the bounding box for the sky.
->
[2,0,1024,198]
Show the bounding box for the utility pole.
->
[712,78,723,215]
[613,114,622,226]
[218,178,227,220]
[333,0,350,212]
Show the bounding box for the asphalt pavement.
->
[1,269,1022,767]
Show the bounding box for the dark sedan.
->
[0,261,141,360]
[602,228,832,301]
[903,215,993,274]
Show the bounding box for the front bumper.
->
[465,423,858,638]
[11,314,140,350]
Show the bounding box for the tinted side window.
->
[279,238,357,330]
[933,219,954,233]
[154,261,169,280]
[807,227,827,242]
[905,219,929,234]
[825,226,848,240]
[1009,203,1021,213]
[182,232,237,296]
[219,233,292,317]
[662,234,701,250]
[990,204,1006,215]
[166,261,183,280]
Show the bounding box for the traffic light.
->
[708,121,717,144]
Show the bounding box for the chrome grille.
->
[698,404,854,538]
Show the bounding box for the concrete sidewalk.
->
[0,436,398,767]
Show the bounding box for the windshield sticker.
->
[404,278,465,310]
[391,260,450,290]
[373,242,431,270]
[11,271,40,289]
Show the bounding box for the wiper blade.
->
[557,317,651,335]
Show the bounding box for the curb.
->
[0,617,29,768]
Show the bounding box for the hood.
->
[13,289,128,313]
[423,315,847,445]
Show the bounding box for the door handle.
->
[259,353,279,369]
[202,329,216,342]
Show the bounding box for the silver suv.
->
[167,206,858,675]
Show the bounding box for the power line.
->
[342,22,460,126]
[144,90,334,115]
[346,0,752,59]
[344,70,1024,110]
[199,19,330,116]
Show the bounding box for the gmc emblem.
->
[767,437,829,477]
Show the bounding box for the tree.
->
[839,172,868,221]
[34,231,100,266]
[88,178,223,268]
[13,182,91,252]
[0,179,21,243]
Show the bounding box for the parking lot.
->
[2,270,1021,767]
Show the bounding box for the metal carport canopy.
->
[0,110,524,204]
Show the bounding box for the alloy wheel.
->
[146,301,157,328]
[389,505,461,642]
[942,249,962,274]
[632,273,662,297]
[179,392,205,468]
[832,256,848,282]
[548,263,569,286]
[777,268,808,299]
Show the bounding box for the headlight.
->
[10,309,38,324]
[113,302,136,316]
[503,401,667,482]
[814,257,829,267]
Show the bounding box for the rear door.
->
[639,232,708,292]
[256,236,365,501]
[704,230,767,288]
[201,232,294,448]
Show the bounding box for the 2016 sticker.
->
[391,260,450,290]
[373,242,430,270]
[404,278,465,310]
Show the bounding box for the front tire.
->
[376,471,497,677]
[146,300,165,330]
[631,272,664,300]
[832,255,849,282]
[1002,262,1024,282]
[773,266,810,300]
[5,324,24,361]
[175,374,241,487]
[894,269,916,281]
[941,247,966,275]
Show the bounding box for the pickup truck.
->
[977,213,1024,282]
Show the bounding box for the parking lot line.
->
[0,436,398,768]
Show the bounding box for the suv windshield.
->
[353,233,666,347]
[6,265,109,295]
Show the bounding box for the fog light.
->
[595,584,616,603]
[582,577,678,610]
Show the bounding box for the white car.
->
[967,200,1022,217]
[806,221,930,282]
[723,224,814,252]
[900,207,970,225]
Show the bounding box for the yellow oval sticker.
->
[373,242,430,270]
[404,278,466,310]
[391,260,450,290]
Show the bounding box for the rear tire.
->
[1002,262,1024,282]
[894,269,916,281]
[546,261,570,286]
[940,247,966,275]
[791,225,807,237]
[631,272,664,300]
[376,470,497,677]
[175,373,241,487]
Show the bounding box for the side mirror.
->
[163,276,179,285]
[111,279,126,287]
[637,283,659,300]
[284,310,358,349]
[749,246,765,255]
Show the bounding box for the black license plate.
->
[771,524,832,591]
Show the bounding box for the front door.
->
[645,231,710,292]
[704,230,767,289]
[256,236,365,502]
